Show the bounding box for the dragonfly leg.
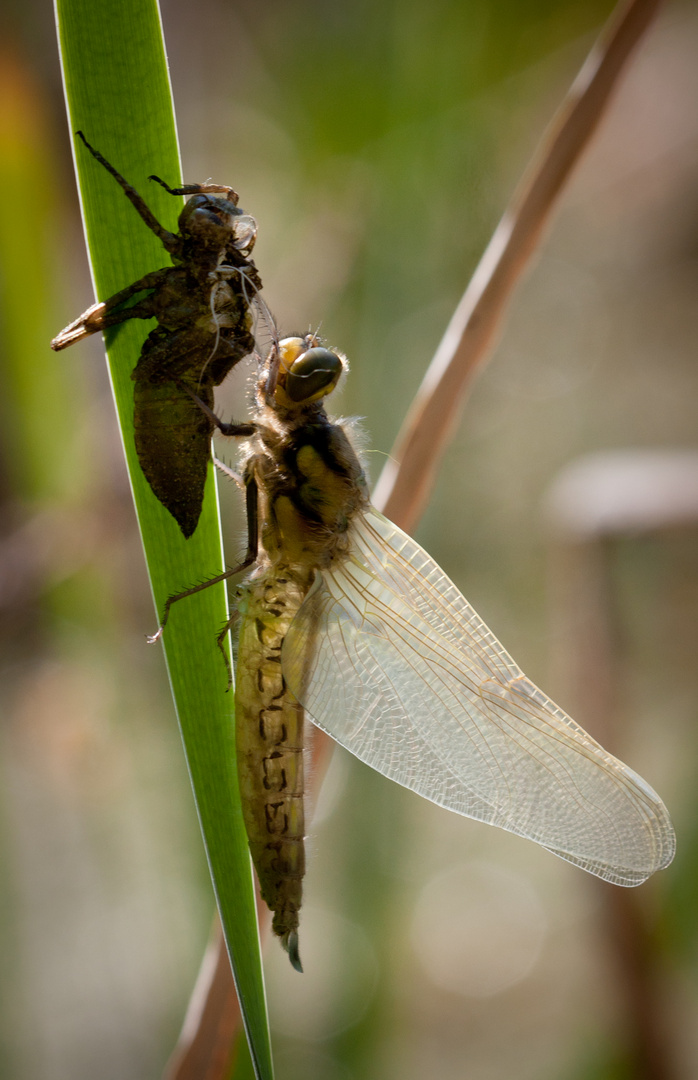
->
[213,456,244,488]
[147,477,259,644]
[149,175,239,205]
[215,612,239,689]
[76,132,179,255]
[51,269,170,350]
[174,378,257,438]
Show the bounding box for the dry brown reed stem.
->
[165,1,663,1077]
[372,0,664,530]
[163,920,244,1080]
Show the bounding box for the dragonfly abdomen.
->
[235,570,308,970]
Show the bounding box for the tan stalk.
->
[373,0,663,531]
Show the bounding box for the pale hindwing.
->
[281,508,675,886]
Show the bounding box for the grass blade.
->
[53,2,273,1077]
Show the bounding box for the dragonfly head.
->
[178,196,256,262]
[272,336,345,410]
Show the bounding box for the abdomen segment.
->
[234,571,307,970]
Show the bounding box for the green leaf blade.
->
[53,2,273,1077]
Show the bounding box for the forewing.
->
[282,509,675,885]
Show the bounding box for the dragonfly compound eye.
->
[231,214,258,253]
[178,196,238,243]
[283,347,344,403]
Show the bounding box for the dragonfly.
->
[151,333,675,972]
[51,132,263,537]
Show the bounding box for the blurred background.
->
[0,0,696,1078]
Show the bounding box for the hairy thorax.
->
[248,403,368,577]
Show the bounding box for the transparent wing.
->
[282,509,675,885]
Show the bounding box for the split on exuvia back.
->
[150,332,676,971]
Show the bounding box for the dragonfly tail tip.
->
[284,930,303,972]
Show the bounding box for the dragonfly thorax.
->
[244,337,367,576]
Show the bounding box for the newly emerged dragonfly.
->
[153,334,675,971]
[51,133,263,537]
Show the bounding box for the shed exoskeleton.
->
[51,132,263,537]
